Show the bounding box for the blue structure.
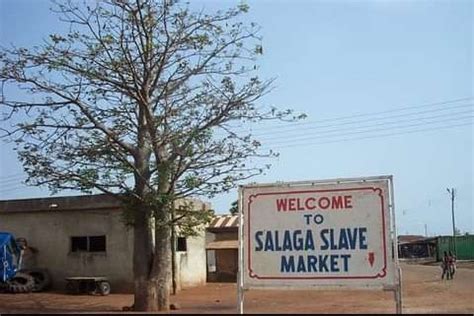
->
[0,232,21,283]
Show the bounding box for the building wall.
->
[398,242,435,259]
[175,232,207,290]
[172,198,210,290]
[0,206,208,293]
[205,229,239,282]
[436,235,474,261]
[0,208,134,292]
[214,231,238,241]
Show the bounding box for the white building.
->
[0,194,208,293]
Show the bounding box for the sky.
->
[0,0,472,236]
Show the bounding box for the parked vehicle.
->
[65,276,111,295]
[0,232,51,293]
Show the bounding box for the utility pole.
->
[424,224,428,237]
[446,188,457,255]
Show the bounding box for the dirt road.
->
[0,262,472,313]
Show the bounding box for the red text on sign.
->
[276,195,353,212]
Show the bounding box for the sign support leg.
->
[237,275,244,314]
[237,187,244,314]
[395,265,403,314]
[389,176,402,314]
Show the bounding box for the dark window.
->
[177,237,187,252]
[71,236,106,253]
[71,236,88,252]
[89,236,106,252]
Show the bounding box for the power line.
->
[0,185,30,193]
[234,97,474,133]
[260,121,472,150]
[0,177,26,185]
[254,103,473,138]
[257,108,473,142]
[260,115,473,146]
[0,173,25,181]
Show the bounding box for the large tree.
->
[0,0,301,311]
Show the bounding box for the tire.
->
[97,281,111,296]
[0,281,8,292]
[23,268,51,292]
[7,272,35,293]
[65,281,77,294]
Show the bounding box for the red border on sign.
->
[246,187,388,280]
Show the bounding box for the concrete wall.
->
[175,232,207,290]
[171,198,210,290]
[0,208,134,292]
[0,204,208,293]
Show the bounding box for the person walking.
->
[441,251,450,280]
[448,251,457,279]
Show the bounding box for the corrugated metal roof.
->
[398,235,426,243]
[208,215,238,229]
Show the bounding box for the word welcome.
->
[276,195,353,212]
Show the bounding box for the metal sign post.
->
[237,186,244,314]
[389,177,403,314]
[396,266,403,314]
[237,175,401,314]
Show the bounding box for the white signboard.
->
[239,176,397,289]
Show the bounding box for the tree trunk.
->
[133,206,158,311]
[150,164,173,311]
[134,277,161,311]
[132,191,172,310]
[152,220,171,310]
[131,128,173,311]
[171,207,177,295]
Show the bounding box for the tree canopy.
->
[0,0,303,310]
[1,0,301,206]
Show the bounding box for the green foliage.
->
[0,0,304,237]
[173,201,214,237]
[229,200,238,215]
[237,2,250,13]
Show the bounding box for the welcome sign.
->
[240,177,397,289]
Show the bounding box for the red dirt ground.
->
[0,262,472,314]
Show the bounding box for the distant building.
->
[206,215,238,282]
[433,235,474,261]
[398,235,436,259]
[397,234,474,261]
[0,194,209,293]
